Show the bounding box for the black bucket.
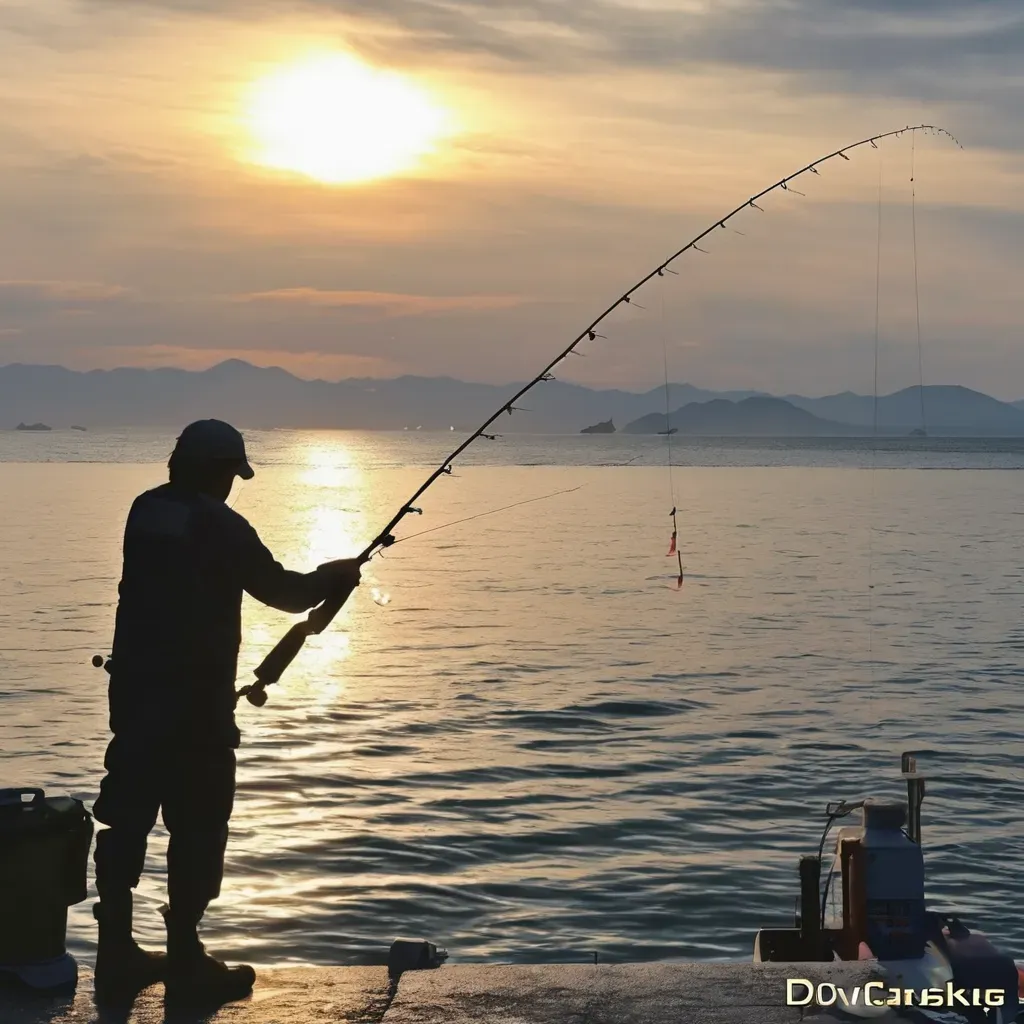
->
[0,788,93,966]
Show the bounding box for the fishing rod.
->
[237,123,960,708]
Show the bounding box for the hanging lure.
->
[668,507,684,588]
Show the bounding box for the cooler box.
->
[0,787,93,991]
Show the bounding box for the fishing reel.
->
[238,682,267,708]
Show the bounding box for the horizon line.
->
[0,359,1017,404]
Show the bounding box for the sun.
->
[243,54,450,184]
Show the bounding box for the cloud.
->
[74,0,1024,77]
[0,279,131,315]
[230,287,530,316]
[63,0,1022,152]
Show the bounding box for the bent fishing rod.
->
[237,123,959,708]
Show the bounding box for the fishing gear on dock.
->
[237,124,961,709]
[754,753,1023,1022]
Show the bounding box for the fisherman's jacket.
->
[109,483,330,747]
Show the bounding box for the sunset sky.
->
[1,1,1022,397]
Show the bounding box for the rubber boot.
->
[162,905,255,1007]
[93,896,168,1005]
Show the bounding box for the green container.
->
[0,788,93,965]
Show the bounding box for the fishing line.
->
[658,268,684,589]
[911,131,927,434]
[873,158,883,441]
[867,151,883,693]
[387,455,645,549]
[609,453,647,467]
[387,486,584,546]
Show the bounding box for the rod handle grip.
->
[244,580,359,707]
[309,580,360,634]
[253,622,310,690]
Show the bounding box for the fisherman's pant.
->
[93,735,236,921]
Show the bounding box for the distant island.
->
[15,422,52,432]
[624,397,856,436]
[581,418,615,434]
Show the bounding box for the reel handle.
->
[244,685,268,707]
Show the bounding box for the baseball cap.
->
[172,419,255,479]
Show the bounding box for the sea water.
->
[2,430,1023,966]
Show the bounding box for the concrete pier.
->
[1,961,914,1023]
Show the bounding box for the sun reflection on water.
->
[300,442,362,492]
[241,438,376,708]
[305,505,358,565]
[299,441,368,560]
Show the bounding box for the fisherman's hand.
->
[316,557,363,590]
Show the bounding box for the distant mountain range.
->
[3,359,1024,436]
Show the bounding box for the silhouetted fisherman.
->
[92,420,362,1006]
